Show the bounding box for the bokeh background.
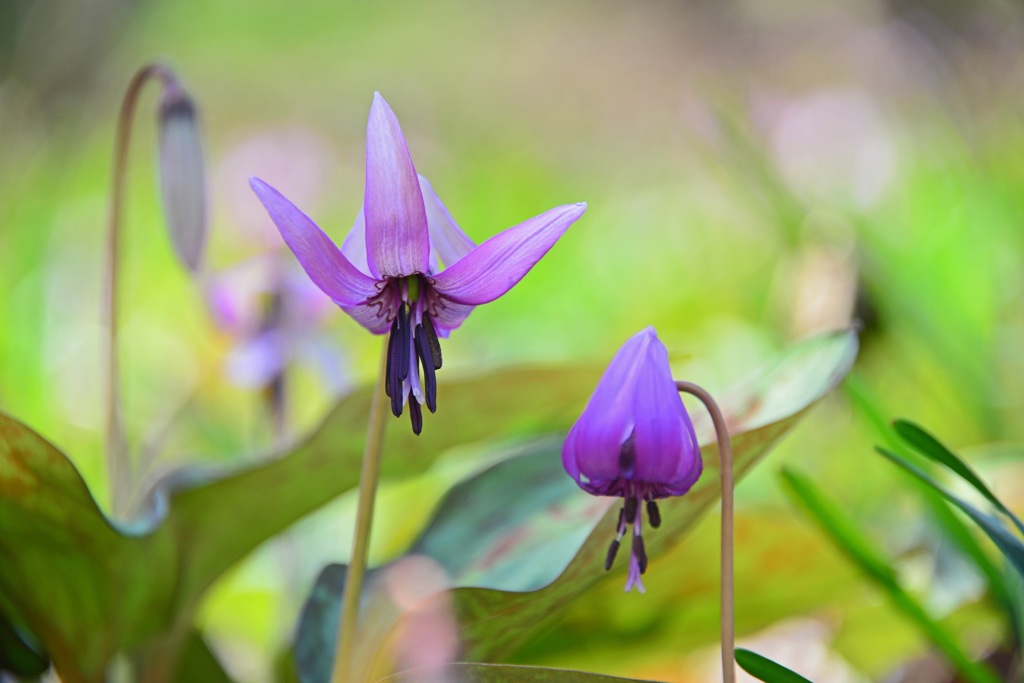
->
[2,0,1024,680]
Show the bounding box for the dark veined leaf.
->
[0,362,605,682]
[780,468,1001,683]
[734,649,812,683]
[298,330,858,682]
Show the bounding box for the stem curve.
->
[105,62,176,516]
[677,380,734,683]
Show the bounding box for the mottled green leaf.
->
[299,330,858,682]
[0,363,603,682]
[378,663,662,682]
[734,649,813,683]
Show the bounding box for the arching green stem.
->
[677,381,734,683]
[105,63,175,516]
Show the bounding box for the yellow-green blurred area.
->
[2,0,1024,680]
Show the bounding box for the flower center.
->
[384,275,443,435]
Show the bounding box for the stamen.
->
[605,539,621,570]
[415,325,437,412]
[386,317,403,417]
[396,302,411,382]
[633,533,648,575]
[615,506,624,532]
[647,500,661,529]
[408,390,423,435]
[624,496,638,525]
[422,312,442,370]
[618,431,636,476]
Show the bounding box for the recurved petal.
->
[364,93,430,278]
[249,177,379,306]
[341,300,393,335]
[429,300,474,338]
[418,175,475,269]
[430,202,585,305]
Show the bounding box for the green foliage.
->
[297,330,858,682]
[0,611,48,678]
[780,468,1001,683]
[0,363,604,683]
[734,649,812,683]
[892,420,1024,535]
[378,663,663,682]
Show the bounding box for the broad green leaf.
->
[893,420,1024,536]
[377,663,662,682]
[298,329,858,682]
[518,510,860,674]
[780,468,1001,683]
[0,363,602,682]
[0,610,48,677]
[734,649,812,683]
[876,448,1024,581]
[172,631,234,683]
[0,415,178,683]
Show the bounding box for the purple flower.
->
[250,93,586,434]
[562,327,703,593]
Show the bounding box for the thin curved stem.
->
[105,63,175,516]
[332,340,390,683]
[677,381,734,683]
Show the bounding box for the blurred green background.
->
[2,0,1023,680]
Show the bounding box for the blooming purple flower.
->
[562,327,703,593]
[250,93,586,434]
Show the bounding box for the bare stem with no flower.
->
[676,381,734,683]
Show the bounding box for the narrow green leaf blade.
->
[876,447,1024,580]
[735,649,812,683]
[781,467,1001,683]
[893,420,1002,509]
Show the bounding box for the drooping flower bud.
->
[562,327,703,592]
[158,80,207,272]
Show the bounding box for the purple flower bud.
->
[158,81,207,272]
[562,327,703,593]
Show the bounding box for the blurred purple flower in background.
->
[562,327,703,593]
[250,92,586,434]
[206,256,343,392]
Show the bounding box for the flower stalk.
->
[105,62,207,515]
[105,63,175,515]
[331,339,390,683]
[676,381,734,683]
